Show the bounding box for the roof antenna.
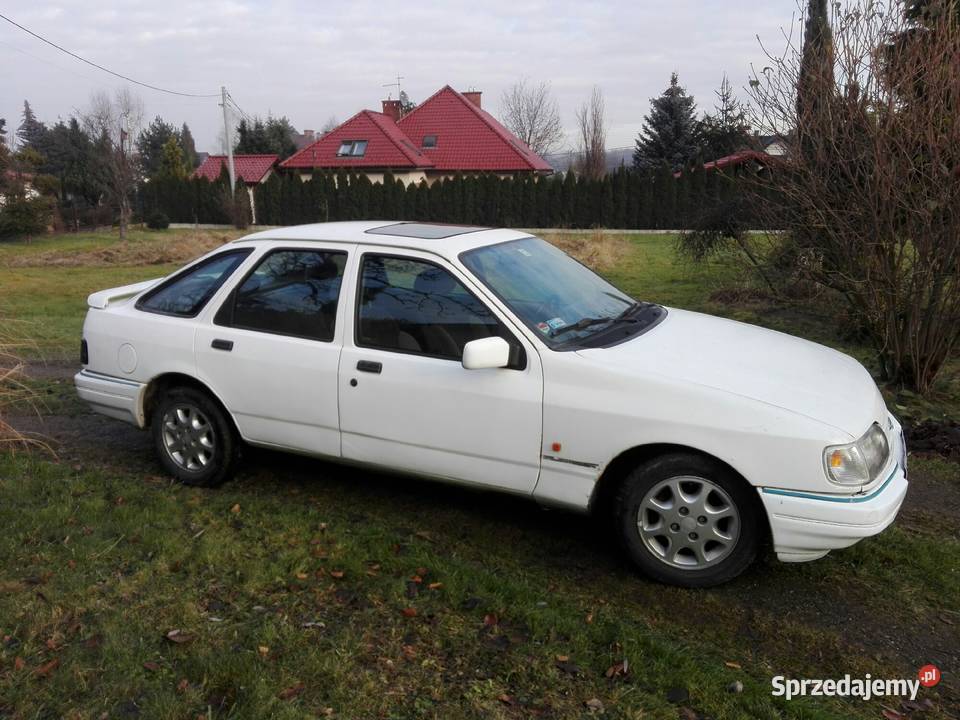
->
[382,74,404,100]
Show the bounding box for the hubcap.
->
[637,475,740,570]
[161,404,216,472]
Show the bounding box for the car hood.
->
[576,308,882,437]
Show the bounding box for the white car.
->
[75,221,908,586]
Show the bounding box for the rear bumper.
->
[760,462,908,562]
[74,369,145,427]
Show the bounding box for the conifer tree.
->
[634,73,700,171]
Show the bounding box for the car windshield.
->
[461,236,663,348]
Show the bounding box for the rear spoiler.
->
[87,278,161,309]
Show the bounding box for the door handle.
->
[356,360,382,374]
[211,339,234,351]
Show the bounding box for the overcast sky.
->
[1,0,801,155]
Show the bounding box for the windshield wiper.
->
[552,303,647,340]
[550,316,615,338]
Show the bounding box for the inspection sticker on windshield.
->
[546,317,567,330]
[536,322,550,334]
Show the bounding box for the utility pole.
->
[220,85,236,194]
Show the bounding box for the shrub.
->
[0,195,55,240]
[146,210,170,230]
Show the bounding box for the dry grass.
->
[2,231,240,268]
[540,229,628,271]
[0,326,44,452]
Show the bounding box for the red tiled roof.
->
[398,86,552,172]
[673,150,775,178]
[194,154,278,184]
[280,86,552,173]
[281,110,433,170]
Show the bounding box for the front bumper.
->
[760,460,908,563]
[74,369,146,427]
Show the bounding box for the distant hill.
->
[543,147,634,174]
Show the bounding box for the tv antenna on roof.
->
[382,74,404,99]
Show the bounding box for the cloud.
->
[0,0,800,152]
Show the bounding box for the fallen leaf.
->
[410,575,423,584]
[483,613,499,627]
[556,654,570,662]
[14,656,25,671]
[320,709,334,717]
[295,572,308,580]
[428,582,443,590]
[401,607,418,618]
[555,659,581,675]
[584,697,604,713]
[498,693,514,705]
[605,659,629,678]
[176,678,190,692]
[678,708,698,720]
[585,612,594,624]
[401,644,416,660]
[143,661,161,672]
[881,709,904,720]
[258,645,270,657]
[165,629,194,644]
[301,621,326,629]
[330,570,345,579]
[34,658,59,677]
[278,682,305,700]
[724,660,742,670]
[230,504,240,514]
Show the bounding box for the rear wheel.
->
[152,386,238,487]
[614,453,761,587]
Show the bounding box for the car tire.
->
[614,453,761,587]
[152,386,238,487]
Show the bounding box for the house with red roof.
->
[193,154,278,224]
[280,86,552,185]
[193,154,279,185]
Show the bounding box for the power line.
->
[0,11,220,98]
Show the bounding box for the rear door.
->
[195,246,351,456]
[337,247,543,494]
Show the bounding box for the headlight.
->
[823,423,889,486]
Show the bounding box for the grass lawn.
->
[1,227,957,719]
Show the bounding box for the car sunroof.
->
[365,222,488,239]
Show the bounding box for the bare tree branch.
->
[575,86,607,180]
[499,78,565,157]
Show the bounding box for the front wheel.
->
[152,386,238,487]
[614,453,762,587]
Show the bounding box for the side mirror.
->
[462,336,511,370]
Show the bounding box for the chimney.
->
[303,129,315,141]
[462,90,482,108]
[382,99,402,122]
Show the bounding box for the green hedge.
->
[140,163,761,230]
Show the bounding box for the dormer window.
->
[422,135,437,149]
[337,140,368,157]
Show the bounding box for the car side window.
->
[137,250,251,317]
[216,249,347,342]
[356,254,521,364]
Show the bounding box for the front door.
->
[196,247,350,456]
[338,249,543,494]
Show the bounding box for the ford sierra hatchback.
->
[75,221,908,586]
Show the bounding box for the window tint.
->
[138,251,250,317]
[220,250,347,341]
[357,255,511,361]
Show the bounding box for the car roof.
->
[232,221,533,259]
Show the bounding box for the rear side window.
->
[216,249,347,342]
[137,250,251,317]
